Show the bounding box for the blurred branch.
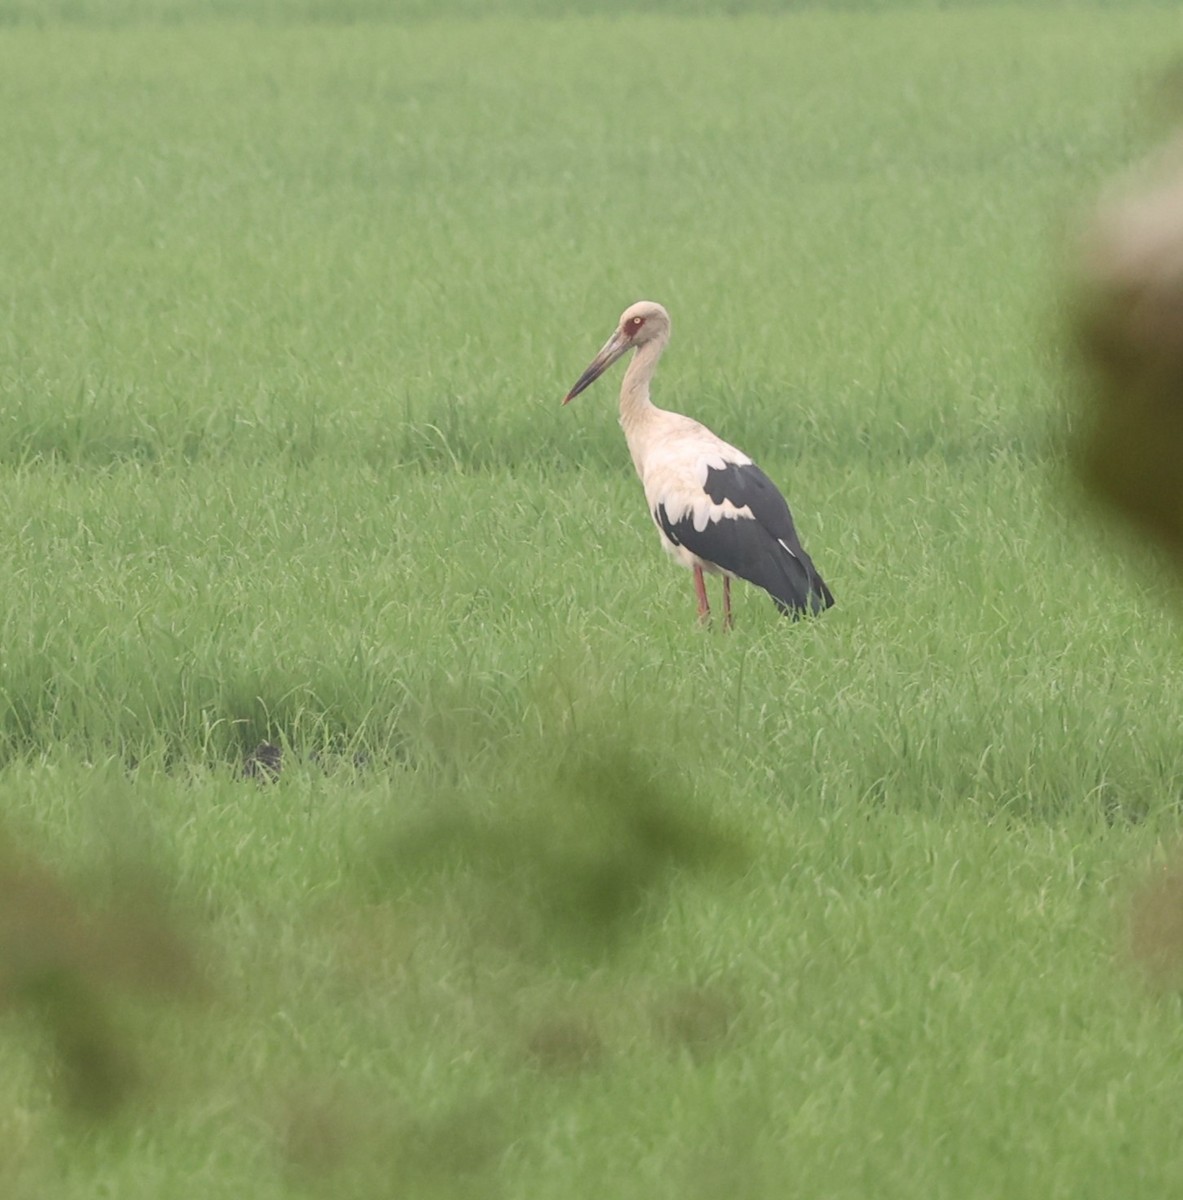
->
[0,841,202,1119]
[1074,132,1183,560]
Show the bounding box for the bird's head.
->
[562,300,671,404]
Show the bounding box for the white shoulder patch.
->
[638,423,756,534]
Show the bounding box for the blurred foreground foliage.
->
[378,735,746,959]
[1074,108,1183,990]
[0,839,202,1119]
[1076,139,1183,558]
[0,700,744,1200]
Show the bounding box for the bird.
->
[563,300,833,628]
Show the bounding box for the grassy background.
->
[3,2,1183,1197]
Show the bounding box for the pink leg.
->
[723,576,733,631]
[693,565,710,625]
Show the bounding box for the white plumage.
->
[563,300,833,627]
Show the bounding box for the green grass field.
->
[3,2,1183,1196]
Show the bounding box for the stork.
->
[563,300,833,627]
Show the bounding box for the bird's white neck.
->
[618,337,667,436]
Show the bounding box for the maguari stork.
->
[563,301,833,627]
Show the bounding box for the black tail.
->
[764,548,834,618]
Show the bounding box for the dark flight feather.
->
[655,461,833,616]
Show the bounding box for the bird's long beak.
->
[562,329,631,404]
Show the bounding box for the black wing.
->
[655,461,833,617]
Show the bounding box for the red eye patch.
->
[625,316,646,335]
